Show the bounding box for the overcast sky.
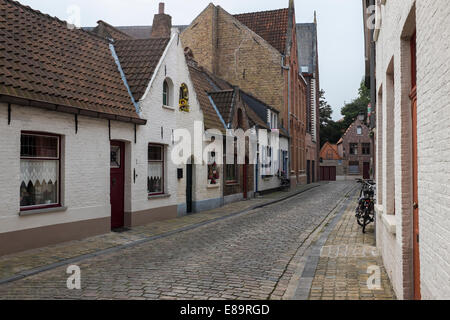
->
[18,0,365,121]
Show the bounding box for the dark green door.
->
[186,163,193,214]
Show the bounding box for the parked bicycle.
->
[355,179,376,233]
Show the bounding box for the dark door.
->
[243,163,248,199]
[330,166,336,181]
[363,162,370,180]
[312,161,315,183]
[306,160,311,184]
[186,163,193,214]
[411,31,421,300]
[110,141,125,229]
[320,166,336,182]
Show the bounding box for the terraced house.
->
[0,1,293,255]
[0,0,147,255]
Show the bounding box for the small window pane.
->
[148,146,162,161]
[226,164,237,181]
[163,81,169,106]
[110,146,121,168]
[148,162,163,194]
[21,134,58,158]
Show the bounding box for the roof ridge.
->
[97,20,135,39]
[233,7,288,16]
[3,0,108,42]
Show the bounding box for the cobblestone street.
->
[0,182,395,300]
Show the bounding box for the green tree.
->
[340,80,370,129]
[319,89,333,126]
[319,89,345,147]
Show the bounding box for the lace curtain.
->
[20,160,58,207]
[148,162,163,194]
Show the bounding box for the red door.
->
[410,32,421,300]
[320,166,336,181]
[110,141,125,229]
[363,162,370,180]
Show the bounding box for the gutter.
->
[109,43,141,117]
[282,55,291,180]
[208,95,228,130]
[0,95,146,125]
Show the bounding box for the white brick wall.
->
[375,0,450,299]
[0,103,133,234]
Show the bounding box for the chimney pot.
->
[159,3,165,14]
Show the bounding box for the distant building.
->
[338,117,372,180]
[297,15,321,184]
[319,142,342,181]
[319,117,371,182]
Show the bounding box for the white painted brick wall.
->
[0,104,119,233]
[375,0,450,299]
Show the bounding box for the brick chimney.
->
[151,2,172,38]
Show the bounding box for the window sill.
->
[207,183,220,189]
[162,105,176,111]
[19,206,68,217]
[148,194,171,200]
[381,213,397,236]
[225,181,240,186]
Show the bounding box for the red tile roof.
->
[188,64,230,132]
[209,90,235,125]
[114,38,170,101]
[0,0,144,123]
[234,8,289,54]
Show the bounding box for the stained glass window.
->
[110,145,121,168]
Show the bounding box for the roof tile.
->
[0,0,142,122]
[114,38,170,102]
[234,8,289,54]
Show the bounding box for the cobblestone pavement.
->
[0,184,319,282]
[0,182,356,300]
[307,191,396,300]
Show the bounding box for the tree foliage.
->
[340,81,370,129]
[319,81,370,147]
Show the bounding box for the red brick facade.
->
[181,1,308,186]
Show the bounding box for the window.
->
[326,150,334,160]
[350,143,358,155]
[179,83,190,112]
[348,161,360,175]
[163,80,169,106]
[110,145,121,168]
[267,110,278,129]
[207,152,219,185]
[357,126,362,135]
[20,133,60,210]
[148,145,164,195]
[362,143,371,155]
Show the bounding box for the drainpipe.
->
[282,55,291,184]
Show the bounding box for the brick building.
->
[297,16,321,184]
[319,142,343,181]
[336,117,372,180]
[364,0,450,299]
[180,1,309,186]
